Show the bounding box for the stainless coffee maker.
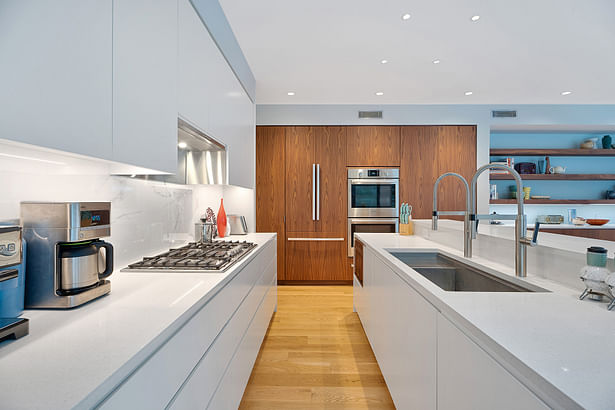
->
[21,202,114,308]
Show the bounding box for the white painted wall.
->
[256,104,615,214]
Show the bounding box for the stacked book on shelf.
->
[490,158,514,174]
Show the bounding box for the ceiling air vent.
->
[492,110,517,118]
[358,111,383,119]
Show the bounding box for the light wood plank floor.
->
[239,286,395,409]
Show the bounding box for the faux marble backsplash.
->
[1,143,254,269]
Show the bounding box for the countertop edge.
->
[76,234,277,409]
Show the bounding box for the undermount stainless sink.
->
[389,252,547,293]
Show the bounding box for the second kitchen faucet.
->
[432,165,541,277]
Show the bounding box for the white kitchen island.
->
[354,231,615,410]
[0,233,277,410]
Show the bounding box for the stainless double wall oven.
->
[347,168,399,256]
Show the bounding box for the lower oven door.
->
[347,218,399,257]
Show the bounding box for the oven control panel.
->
[347,168,399,179]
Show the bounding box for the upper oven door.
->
[348,179,399,217]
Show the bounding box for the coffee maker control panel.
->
[0,227,22,268]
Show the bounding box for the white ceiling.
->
[218,0,615,105]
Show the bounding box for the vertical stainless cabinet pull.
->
[316,164,320,220]
[312,163,316,220]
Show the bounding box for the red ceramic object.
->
[586,219,609,226]
[217,199,227,237]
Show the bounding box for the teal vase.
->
[602,135,612,149]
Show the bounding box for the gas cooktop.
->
[124,241,257,272]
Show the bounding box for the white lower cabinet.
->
[99,241,276,409]
[360,248,437,410]
[206,279,277,409]
[168,261,276,409]
[437,316,548,410]
[358,245,548,410]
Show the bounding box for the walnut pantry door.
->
[285,126,349,282]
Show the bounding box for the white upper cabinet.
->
[179,0,255,188]
[0,1,178,173]
[178,0,215,135]
[1,0,252,179]
[112,0,179,173]
[0,1,113,159]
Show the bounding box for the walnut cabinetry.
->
[256,125,476,283]
[533,228,615,241]
[285,127,348,282]
[346,126,401,166]
[257,126,349,283]
[400,126,477,219]
[255,127,286,280]
[354,239,364,286]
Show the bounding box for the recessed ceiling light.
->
[287,91,295,96]
[464,91,473,96]
[401,13,411,20]
[471,15,480,22]
[432,59,441,64]
[561,91,572,96]
[178,141,187,149]
[375,91,384,96]
[380,59,388,64]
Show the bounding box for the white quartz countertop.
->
[0,233,276,410]
[356,232,615,410]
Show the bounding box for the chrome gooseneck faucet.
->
[432,172,472,257]
[470,164,541,277]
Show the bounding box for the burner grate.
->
[126,240,257,272]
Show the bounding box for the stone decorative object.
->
[602,135,612,149]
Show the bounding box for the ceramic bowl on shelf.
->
[586,219,610,226]
[572,217,586,226]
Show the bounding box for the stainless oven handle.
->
[288,237,344,241]
[348,218,400,224]
[316,163,320,221]
[312,163,316,221]
[349,178,400,185]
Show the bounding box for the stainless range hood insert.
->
[129,119,227,185]
[178,119,227,185]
